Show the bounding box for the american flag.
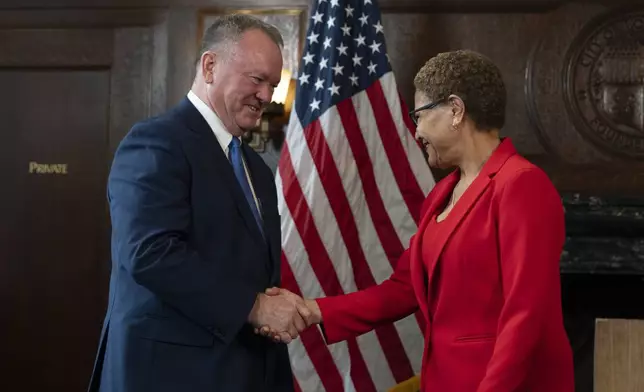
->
[275,0,435,390]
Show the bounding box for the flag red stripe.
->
[344,90,428,340]
[347,339,376,392]
[396,90,430,334]
[281,251,344,392]
[398,90,418,138]
[279,143,342,295]
[278,143,377,391]
[367,82,425,223]
[305,118,415,383]
[397,91,429,199]
[335,98,405,268]
[339,96,429,339]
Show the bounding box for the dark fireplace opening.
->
[559,194,644,392]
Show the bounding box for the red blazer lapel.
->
[409,138,518,322]
[425,175,491,289]
[410,172,458,322]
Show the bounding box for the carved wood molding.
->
[0,0,579,12]
[527,154,644,196]
[0,9,165,28]
[0,29,114,67]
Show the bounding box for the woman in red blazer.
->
[263,50,575,391]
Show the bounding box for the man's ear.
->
[201,51,216,84]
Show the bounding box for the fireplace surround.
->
[560,193,644,391]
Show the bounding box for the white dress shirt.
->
[187,91,261,213]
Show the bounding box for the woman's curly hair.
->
[413,50,506,131]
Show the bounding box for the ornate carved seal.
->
[564,8,644,158]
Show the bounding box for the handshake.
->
[248,287,321,343]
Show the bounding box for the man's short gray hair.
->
[197,14,283,64]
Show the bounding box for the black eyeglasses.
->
[409,99,444,126]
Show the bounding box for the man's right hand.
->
[247,293,307,343]
[254,288,322,343]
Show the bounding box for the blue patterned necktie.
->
[228,137,264,237]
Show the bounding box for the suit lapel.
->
[175,98,266,246]
[424,173,492,291]
[242,144,279,276]
[410,173,458,322]
[242,143,271,238]
[410,138,518,321]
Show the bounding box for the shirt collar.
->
[187,90,239,154]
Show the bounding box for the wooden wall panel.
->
[0,10,170,390]
[0,0,568,12]
[382,12,548,155]
[379,4,644,197]
[594,319,644,392]
[0,29,113,66]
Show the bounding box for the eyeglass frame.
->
[408,98,446,126]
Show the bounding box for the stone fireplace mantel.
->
[562,193,644,276]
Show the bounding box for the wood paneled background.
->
[1,1,642,391]
[0,0,635,194]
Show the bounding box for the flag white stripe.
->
[283,118,356,296]
[318,107,393,284]
[279,57,432,392]
[380,72,435,198]
[318,109,397,389]
[287,340,323,392]
[393,315,425,374]
[355,332,398,389]
[283,119,377,390]
[380,72,435,247]
[279,195,357,392]
[280,104,427,391]
[352,81,415,248]
[353,80,428,377]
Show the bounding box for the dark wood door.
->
[0,70,111,391]
[0,18,166,390]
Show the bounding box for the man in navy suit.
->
[88,15,310,392]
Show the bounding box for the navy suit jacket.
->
[88,98,294,392]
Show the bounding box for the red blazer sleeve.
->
[477,168,565,392]
[313,192,438,344]
[315,244,419,344]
